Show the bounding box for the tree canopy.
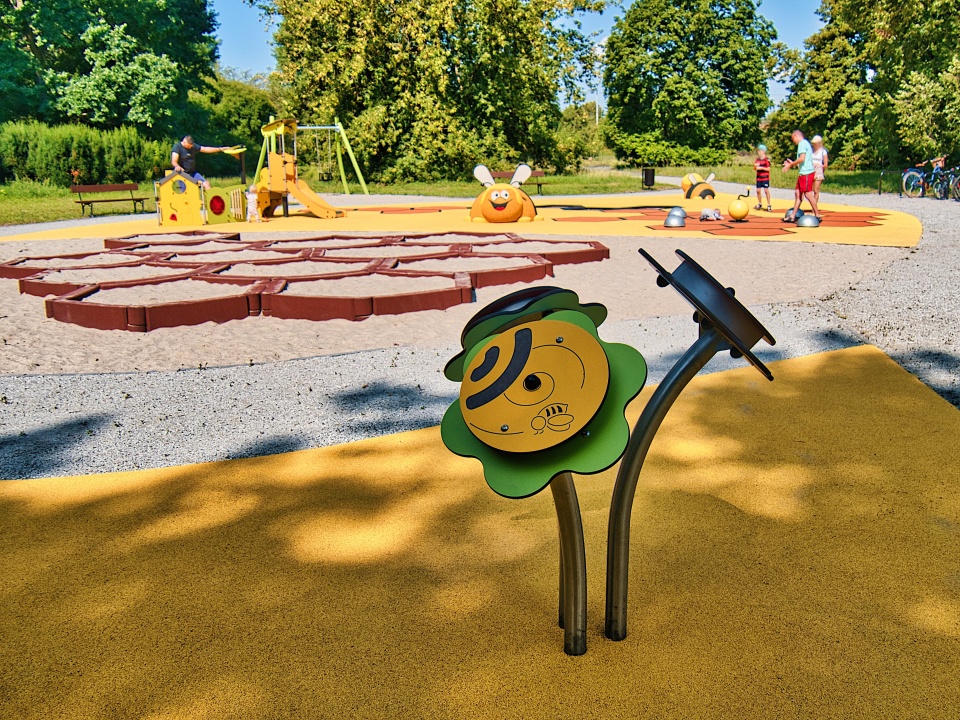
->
[770,0,960,166]
[0,0,219,136]
[765,4,873,169]
[258,0,603,181]
[602,0,776,165]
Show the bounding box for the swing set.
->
[291,120,369,195]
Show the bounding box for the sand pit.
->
[219,260,372,277]
[15,252,141,268]
[324,244,452,258]
[85,279,254,305]
[136,240,245,252]
[30,264,190,286]
[0,230,906,374]
[283,273,459,296]
[400,256,541,272]
[265,238,383,249]
[167,249,293,263]
[473,241,595,253]
[110,234,237,247]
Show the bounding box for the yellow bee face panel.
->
[470,184,536,223]
[460,319,609,452]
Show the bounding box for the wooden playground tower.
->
[251,118,368,220]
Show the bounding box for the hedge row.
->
[0,122,168,187]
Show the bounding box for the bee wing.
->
[705,172,716,184]
[474,164,495,187]
[509,164,532,187]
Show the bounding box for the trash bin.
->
[642,167,655,188]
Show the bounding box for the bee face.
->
[460,319,609,453]
[477,184,523,222]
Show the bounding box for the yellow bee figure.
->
[470,164,538,223]
[459,318,610,453]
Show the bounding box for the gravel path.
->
[1,186,956,479]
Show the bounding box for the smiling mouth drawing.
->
[490,201,508,211]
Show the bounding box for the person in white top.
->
[811,135,828,204]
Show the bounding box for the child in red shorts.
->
[754,145,772,212]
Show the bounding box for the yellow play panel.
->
[2,345,957,718]
[1,193,921,247]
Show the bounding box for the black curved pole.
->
[550,471,587,655]
[605,327,726,641]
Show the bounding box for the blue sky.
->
[211,0,822,103]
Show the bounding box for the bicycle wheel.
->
[951,175,960,201]
[932,176,949,200]
[902,170,924,198]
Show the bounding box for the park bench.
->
[490,169,549,194]
[70,183,148,217]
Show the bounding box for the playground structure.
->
[442,252,776,656]
[728,187,751,221]
[470,164,538,223]
[154,166,247,227]
[251,118,368,221]
[681,172,717,200]
[154,119,368,225]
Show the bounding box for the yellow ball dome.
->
[728,198,750,221]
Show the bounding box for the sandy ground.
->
[0,230,901,375]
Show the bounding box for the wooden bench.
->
[490,169,549,195]
[70,183,148,217]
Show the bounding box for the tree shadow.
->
[326,380,455,436]
[0,413,114,480]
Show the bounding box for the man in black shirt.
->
[171,135,228,189]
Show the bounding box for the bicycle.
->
[902,156,949,199]
[948,166,960,201]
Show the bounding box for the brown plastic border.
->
[103,230,242,250]
[264,273,473,321]
[17,231,609,332]
[45,276,268,332]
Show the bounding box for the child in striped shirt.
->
[754,145,772,212]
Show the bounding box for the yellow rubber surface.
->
[2,345,957,718]
[2,193,922,247]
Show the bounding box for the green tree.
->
[47,21,181,131]
[184,71,278,177]
[0,0,218,135]
[829,0,960,163]
[602,0,776,165]
[257,0,603,181]
[765,4,874,169]
[891,56,960,162]
[554,102,604,173]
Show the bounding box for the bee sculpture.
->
[441,286,646,499]
[470,164,538,223]
[681,172,717,200]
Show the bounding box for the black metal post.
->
[550,471,587,655]
[604,327,726,641]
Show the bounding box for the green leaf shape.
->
[441,310,647,499]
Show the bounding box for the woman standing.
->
[811,135,829,203]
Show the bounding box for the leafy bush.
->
[0,121,163,186]
[602,125,731,167]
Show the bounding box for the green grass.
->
[0,163,893,228]
[296,167,668,197]
[662,165,886,195]
[0,179,158,226]
[0,170,670,227]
